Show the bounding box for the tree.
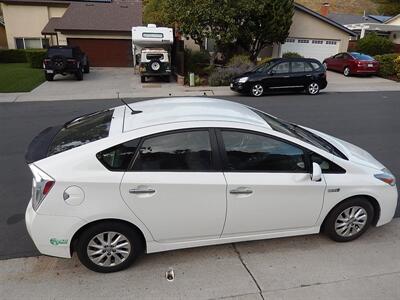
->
[143,0,171,26]
[357,32,394,55]
[376,0,400,16]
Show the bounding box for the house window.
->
[325,40,337,45]
[312,40,323,44]
[142,32,164,39]
[297,39,310,43]
[285,38,295,43]
[15,37,50,49]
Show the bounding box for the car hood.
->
[232,71,253,81]
[304,127,385,171]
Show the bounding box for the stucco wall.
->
[1,3,67,49]
[287,9,350,52]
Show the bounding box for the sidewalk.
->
[1,219,400,299]
[1,69,400,103]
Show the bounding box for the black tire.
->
[84,62,90,74]
[76,221,144,273]
[250,83,264,97]
[324,198,374,242]
[141,76,146,83]
[45,73,54,81]
[306,82,320,95]
[343,66,351,77]
[75,68,83,81]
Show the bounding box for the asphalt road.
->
[0,91,399,260]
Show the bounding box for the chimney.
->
[320,2,330,17]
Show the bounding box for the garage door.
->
[67,38,132,67]
[281,38,340,62]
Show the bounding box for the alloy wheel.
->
[87,231,131,267]
[334,206,368,237]
[343,67,350,76]
[251,84,264,97]
[308,82,320,95]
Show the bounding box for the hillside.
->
[296,0,379,15]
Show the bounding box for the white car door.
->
[219,129,326,236]
[119,129,227,243]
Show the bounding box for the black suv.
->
[230,58,327,97]
[43,46,90,81]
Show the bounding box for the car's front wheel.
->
[324,198,374,242]
[45,73,54,81]
[306,82,320,95]
[76,221,144,273]
[250,83,264,97]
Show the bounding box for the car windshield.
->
[47,48,73,58]
[252,60,274,73]
[48,110,114,156]
[252,110,347,159]
[351,53,374,61]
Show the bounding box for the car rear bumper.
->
[376,186,398,227]
[25,199,85,258]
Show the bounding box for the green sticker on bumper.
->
[50,238,68,246]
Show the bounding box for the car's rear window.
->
[351,53,374,61]
[47,48,73,58]
[48,110,114,156]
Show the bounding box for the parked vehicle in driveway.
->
[230,58,327,97]
[323,52,379,77]
[25,98,397,273]
[43,46,90,81]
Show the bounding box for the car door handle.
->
[230,188,253,195]
[306,74,312,77]
[283,75,290,78]
[129,188,156,194]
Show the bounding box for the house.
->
[0,15,7,48]
[327,8,400,50]
[0,0,142,66]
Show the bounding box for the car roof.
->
[122,97,269,132]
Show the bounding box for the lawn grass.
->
[0,63,45,93]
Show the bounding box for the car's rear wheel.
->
[45,73,54,81]
[343,66,351,77]
[76,221,144,273]
[75,68,83,81]
[306,82,320,95]
[324,198,374,242]
[84,62,90,74]
[250,83,264,97]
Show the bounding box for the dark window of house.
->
[97,139,140,171]
[311,153,346,174]
[15,38,24,49]
[48,110,114,156]
[221,131,306,172]
[271,62,290,74]
[132,131,213,171]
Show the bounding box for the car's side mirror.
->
[269,70,276,76]
[311,162,322,182]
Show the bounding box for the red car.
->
[323,52,379,76]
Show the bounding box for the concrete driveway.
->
[325,71,400,93]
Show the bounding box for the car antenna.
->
[117,92,142,115]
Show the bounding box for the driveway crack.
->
[232,243,265,300]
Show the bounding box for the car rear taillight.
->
[30,164,55,211]
[43,59,51,69]
[374,168,396,186]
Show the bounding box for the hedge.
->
[25,50,47,69]
[0,49,28,63]
[374,53,400,77]
[282,52,303,58]
[395,56,400,79]
[357,33,394,56]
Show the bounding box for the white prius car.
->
[25,97,397,273]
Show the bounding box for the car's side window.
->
[311,153,346,174]
[291,61,313,73]
[221,130,306,172]
[132,130,213,171]
[97,139,140,171]
[271,62,290,74]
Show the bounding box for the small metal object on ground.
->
[165,267,175,282]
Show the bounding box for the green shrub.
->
[26,50,46,69]
[374,53,400,77]
[0,49,28,63]
[257,56,273,65]
[357,33,394,56]
[282,52,303,58]
[394,56,400,79]
[184,49,211,75]
[227,54,253,68]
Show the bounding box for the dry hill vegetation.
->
[296,0,379,15]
